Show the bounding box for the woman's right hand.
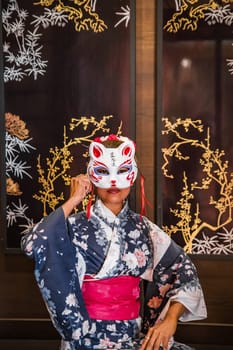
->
[62,174,92,218]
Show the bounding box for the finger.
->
[77,175,91,186]
[139,335,149,350]
[73,175,85,188]
[140,329,156,350]
[70,176,87,195]
[158,337,169,350]
[82,180,91,193]
[79,179,92,197]
[86,182,93,194]
[145,328,163,350]
[151,336,165,350]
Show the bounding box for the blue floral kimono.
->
[21,199,207,350]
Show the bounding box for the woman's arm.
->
[62,174,92,218]
[140,218,207,349]
[140,301,186,350]
[21,175,93,339]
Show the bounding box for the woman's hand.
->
[140,302,186,350]
[140,317,177,350]
[62,174,92,218]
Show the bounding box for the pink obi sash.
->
[82,275,140,320]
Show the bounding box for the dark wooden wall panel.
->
[135,0,155,221]
[0,251,47,318]
[0,1,232,347]
[193,257,233,324]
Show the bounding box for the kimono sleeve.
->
[142,218,207,331]
[21,207,93,341]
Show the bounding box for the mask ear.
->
[89,142,104,159]
[119,140,135,158]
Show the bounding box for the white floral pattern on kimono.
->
[21,199,207,349]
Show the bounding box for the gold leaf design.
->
[6,178,23,196]
[162,117,233,253]
[5,112,29,140]
[34,0,108,32]
[164,0,219,32]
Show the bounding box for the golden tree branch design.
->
[162,117,233,253]
[34,0,108,32]
[163,0,218,33]
[34,115,122,216]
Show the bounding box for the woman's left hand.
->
[139,317,177,350]
[140,301,186,350]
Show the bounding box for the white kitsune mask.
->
[87,135,138,189]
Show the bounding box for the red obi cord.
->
[82,275,141,320]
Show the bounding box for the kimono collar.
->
[92,198,129,226]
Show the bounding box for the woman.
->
[21,134,207,350]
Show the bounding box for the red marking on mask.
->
[93,145,102,158]
[122,145,132,157]
[90,169,101,182]
[127,172,135,185]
